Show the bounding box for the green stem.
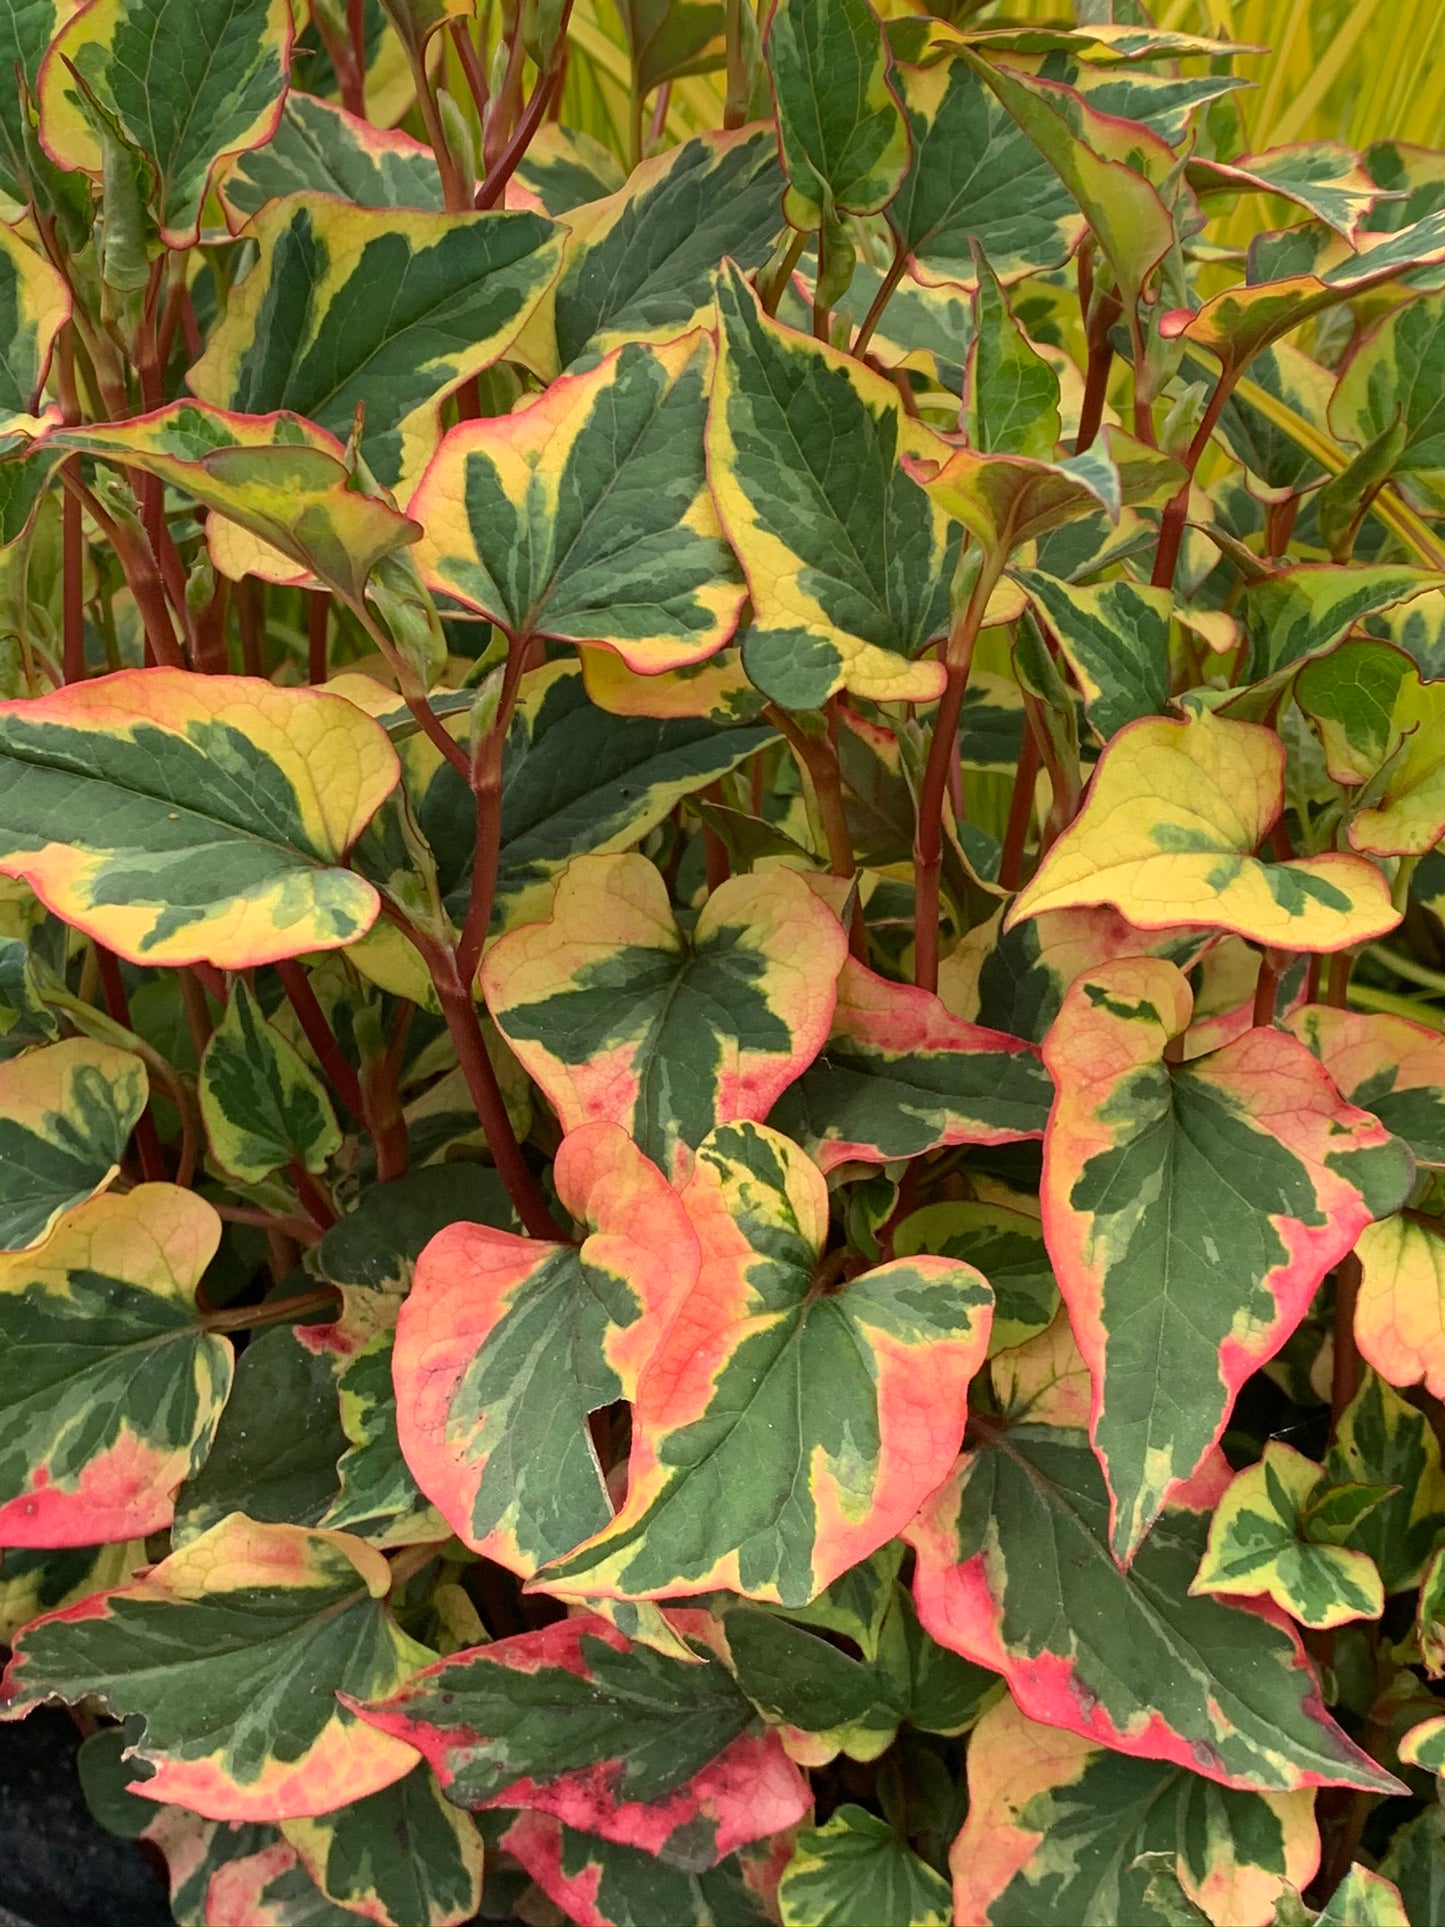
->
[724,0,748,128]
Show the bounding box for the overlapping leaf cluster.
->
[5,1,1445,1922]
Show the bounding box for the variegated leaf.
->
[199,980,340,1184]
[143,1805,361,1927]
[768,956,1051,1173]
[553,128,784,369]
[281,1764,483,1927]
[0,1185,227,1546]
[894,1199,1059,1355]
[1013,569,1173,741]
[766,0,909,229]
[320,1331,448,1549]
[356,1614,811,1864]
[190,196,563,491]
[1297,639,1445,856]
[952,1692,1318,1927]
[0,1035,146,1251]
[482,855,844,1176]
[778,1806,950,1927]
[498,1810,779,1927]
[708,259,960,709]
[1316,1867,1412,1927]
[1189,144,1382,239]
[906,1418,1400,1792]
[1330,292,1445,490]
[38,0,292,243]
[393,1122,699,1575]
[539,1120,993,1608]
[218,93,444,227]
[1352,1212,1445,1402]
[0,1516,431,1819]
[0,226,69,419]
[410,332,743,671]
[1325,1371,1445,1593]
[1042,956,1410,1562]
[1191,1441,1384,1630]
[0,666,398,968]
[1009,712,1399,951]
[1286,1003,1445,1166]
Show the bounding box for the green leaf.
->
[321,1331,447,1549]
[759,1541,902,1661]
[907,1416,1402,1793]
[952,1690,1318,1926]
[1014,568,1173,741]
[1381,1804,1445,1927]
[318,1163,515,1293]
[1209,342,1333,499]
[392,1122,700,1575]
[281,1764,483,1927]
[1297,640,1445,855]
[540,1120,994,1608]
[199,981,340,1184]
[0,1035,146,1252]
[894,1198,1060,1354]
[189,195,563,490]
[965,250,1060,461]
[482,856,846,1177]
[218,93,444,226]
[552,127,785,369]
[778,1806,950,1927]
[497,1810,775,1926]
[0,1515,432,1820]
[356,1614,810,1863]
[38,0,292,243]
[0,1185,229,1547]
[171,1320,347,1546]
[721,1606,904,1762]
[1042,956,1411,1561]
[411,331,744,671]
[1324,1371,1445,1592]
[1191,1441,1384,1629]
[1330,293,1445,491]
[766,955,1051,1174]
[0,665,399,968]
[0,226,68,418]
[618,0,724,95]
[1315,1867,1411,1926]
[511,124,626,216]
[0,1540,144,1646]
[708,259,960,709]
[766,0,909,230]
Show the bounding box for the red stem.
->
[476,56,567,209]
[456,635,535,988]
[275,958,367,1125]
[1075,288,1121,456]
[854,235,908,361]
[997,726,1041,894]
[450,18,490,120]
[1151,367,1239,591]
[291,1160,338,1230]
[307,590,329,684]
[60,472,184,668]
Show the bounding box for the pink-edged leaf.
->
[497,1810,786,1925]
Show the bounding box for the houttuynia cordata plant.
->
[7,0,1445,1922]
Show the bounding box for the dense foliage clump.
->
[6,1,1445,1922]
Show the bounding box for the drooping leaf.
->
[421,660,775,935]
[1286,1004,1445,1167]
[0,1515,430,1819]
[1013,569,1173,741]
[497,1810,777,1927]
[0,666,398,968]
[887,54,1081,287]
[552,127,785,369]
[1324,1371,1445,1593]
[1297,641,1445,856]
[766,0,909,230]
[392,1122,698,1575]
[481,855,845,1176]
[218,93,444,226]
[48,403,419,603]
[1009,712,1399,951]
[38,0,292,244]
[950,1691,1319,1927]
[540,1119,993,1608]
[0,1185,228,1547]
[280,1764,483,1927]
[199,980,340,1184]
[356,1614,810,1864]
[189,196,563,491]
[321,1331,448,1548]
[171,1319,348,1546]
[767,956,1051,1173]
[0,1035,146,1252]
[778,1805,950,1927]
[906,1420,1400,1793]
[1191,1441,1384,1630]
[1042,955,1410,1561]
[708,259,960,709]
[410,332,743,671]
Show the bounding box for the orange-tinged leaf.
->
[481,854,845,1179]
[537,1119,994,1608]
[0,1516,429,1820]
[1009,712,1399,952]
[1353,1213,1445,1401]
[1042,956,1412,1562]
[393,1123,699,1576]
[1286,1004,1445,1167]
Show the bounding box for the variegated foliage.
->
[4,3,1445,1925]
